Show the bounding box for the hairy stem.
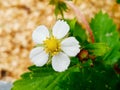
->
[65,1,94,43]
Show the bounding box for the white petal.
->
[32,25,49,44]
[61,37,80,56]
[52,20,70,39]
[61,46,80,57]
[61,37,79,45]
[52,52,70,72]
[29,47,49,66]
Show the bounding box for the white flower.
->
[30,20,80,72]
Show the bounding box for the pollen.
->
[43,36,61,56]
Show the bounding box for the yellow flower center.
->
[43,36,61,56]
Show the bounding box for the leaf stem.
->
[64,1,94,43]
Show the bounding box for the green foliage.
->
[80,59,93,67]
[73,22,87,44]
[90,11,120,65]
[116,0,120,4]
[49,0,67,18]
[12,11,120,90]
[65,19,76,35]
[12,65,79,90]
[66,19,88,45]
[12,63,120,90]
[85,43,109,56]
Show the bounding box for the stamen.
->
[43,36,61,56]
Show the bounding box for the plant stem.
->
[65,1,94,43]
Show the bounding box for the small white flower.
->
[30,20,80,72]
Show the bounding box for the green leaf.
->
[82,64,119,90]
[49,0,67,18]
[21,72,31,79]
[70,57,80,66]
[103,43,120,65]
[80,59,93,67]
[116,0,120,4]
[12,65,79,90]
[90,11,120,65]
[59,62,120,90]
[90,11,118,47]
[73,22,87,44]
[12,64,120,90]
[85,43,109,56]
[65,19,76,35]
[66,19,87,45]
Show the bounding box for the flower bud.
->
[77,49,88,62]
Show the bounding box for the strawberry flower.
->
[30,20,80,72]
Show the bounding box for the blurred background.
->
[0,0,120,82]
